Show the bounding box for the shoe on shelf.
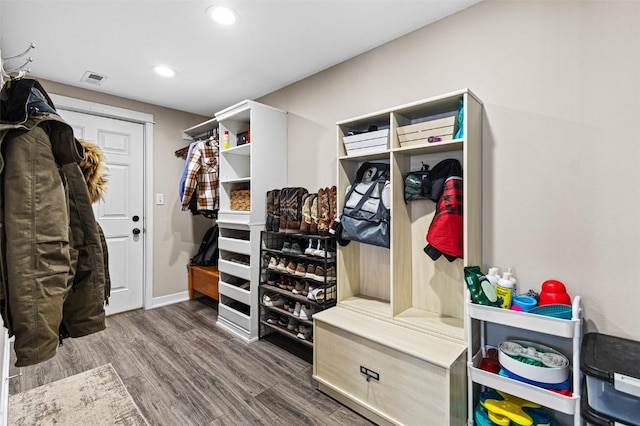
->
[302,282,310,296]
[294,263,307,277]
[312,240,325,257]
[287,318,299,332]
[304,239,315,256]
[300,193,313,235]
[276,258,288,271]
[285,261,297,274]
[297,324,313,340]
[278,276,288,290]
[299,304,316,320]
[325,266,336,282]
[278,315,288,327]
[267,256,279,270]
[292,280,305,294]
[313,265,325,282]
[305,264,317,280]
[266,313,278,324]
[285,277,295,291]
[286,300,295,313]
[289,242,304,256]
[293,302,302,317]
[310,194,319,235]
[308,287,326,303]
[266,275,277,285]
[281,241,292,254]
[263,293,285,307]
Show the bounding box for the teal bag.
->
[403,162,430,203]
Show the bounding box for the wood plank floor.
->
[9,299,374,425]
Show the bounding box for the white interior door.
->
[58,109,145,315]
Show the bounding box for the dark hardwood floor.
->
[9,299,374,426]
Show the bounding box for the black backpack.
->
[190,224,219,265]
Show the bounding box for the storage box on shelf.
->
[396,113,457,147]
[214,100,287,342]
[314,89,482,425]
[466,296,583,426]
[259,231,337,347]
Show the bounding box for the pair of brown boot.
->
[300,186,336,236]
[278,187,309,233]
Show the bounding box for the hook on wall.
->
[1,42,36,61]
[2,42,36,79]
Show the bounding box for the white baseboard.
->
[151,291,190,309]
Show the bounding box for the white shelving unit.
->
[214,100,287,342]
[466,296,582,425]
[314,89,483,425]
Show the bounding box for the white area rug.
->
[9,363,148,426]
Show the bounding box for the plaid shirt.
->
[181,140,219,211]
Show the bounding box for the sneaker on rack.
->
[287,318,299,332]
[312,240,325,258]
[278,315,288,326]
[290,242,304,256]
[294,263,307,277]
[281,241,292,254]
[278,276,288,290]
[285,277,295,291]
[313,265,325,282]
[297,324,313,340]
[308,287,326,303]
[285,261,297,274]
[267,256,279,270]
[266,275,277,285]
[299,304,317,320]
[292,280,305,294]
[325,266,336,282]
[304,239,315,255]
[305,264,317,280]
[302,282,310,297]
[307,284,317,300]
[293,301,302,317]
[266,313,279,324]
[263,293,285,307]
[276,258,288,271]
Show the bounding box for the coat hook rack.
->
[2,43,36,79]
[1,42,36,61]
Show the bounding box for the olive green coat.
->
[0,81,108,367]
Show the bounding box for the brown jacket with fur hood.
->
[0,79,110,367]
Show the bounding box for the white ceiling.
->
[0,0,479,116]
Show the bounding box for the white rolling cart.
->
[466,294,583,425]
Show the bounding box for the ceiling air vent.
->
[81,71,107,86]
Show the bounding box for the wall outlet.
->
[156,193,164,205]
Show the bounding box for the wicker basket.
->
[230,189,251,211]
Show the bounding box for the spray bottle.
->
[223,130,229,150]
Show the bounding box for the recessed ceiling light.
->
[153,65,177,77]
[206,5,238,25]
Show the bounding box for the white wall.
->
[259,0,640,341]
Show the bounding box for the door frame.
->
[50,94,155,310]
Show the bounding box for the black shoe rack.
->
[258,231,337,348]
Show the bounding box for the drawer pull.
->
[360,366,379,382]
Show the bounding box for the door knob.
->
[132,228,141,235]
[132,215,140,222]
